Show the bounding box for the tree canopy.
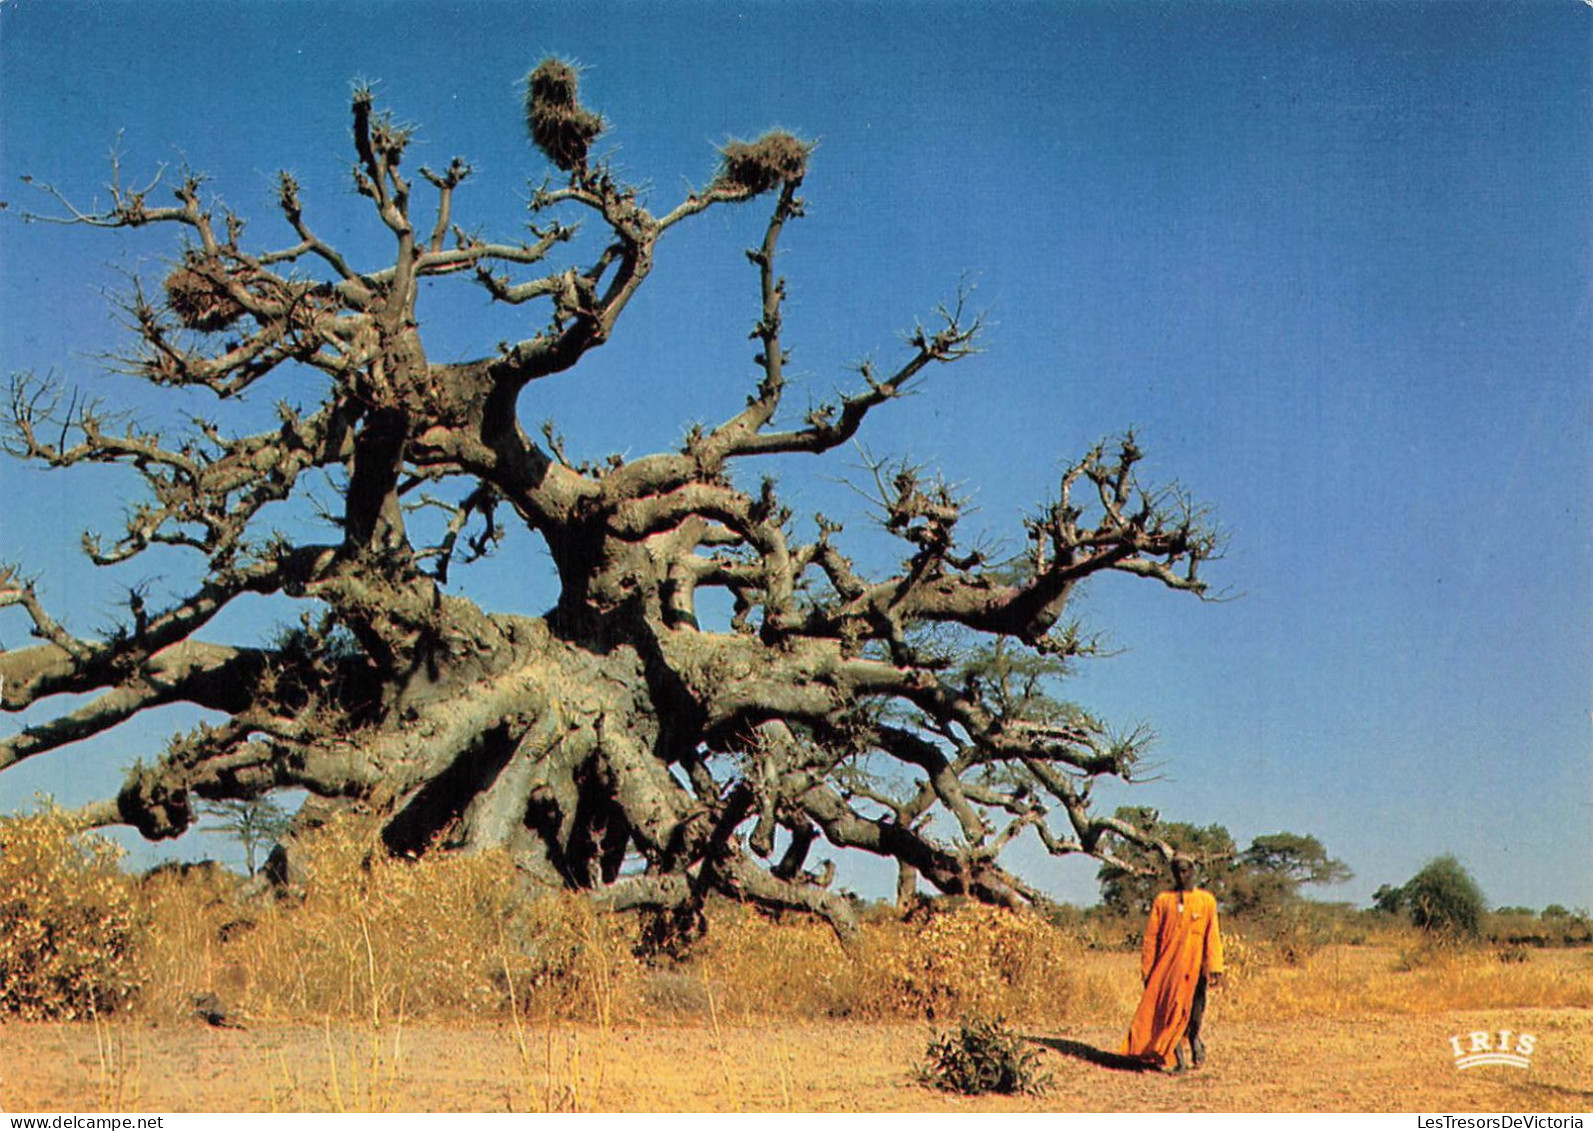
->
[1391,855,1487,938]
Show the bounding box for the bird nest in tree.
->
[525,59,603,173]
[163,259,246,332]
[713,132,811,196]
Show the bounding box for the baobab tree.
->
[1,60,1219,936]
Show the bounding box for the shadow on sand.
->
[1024,1034,1156,1073]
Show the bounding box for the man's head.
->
[1170,856,1196,892]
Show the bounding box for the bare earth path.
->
[3,1009,1589,1113]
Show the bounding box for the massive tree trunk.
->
[1,60,1219,938]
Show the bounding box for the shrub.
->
[862,902,1077,1020]
[686,901,857,1018]
[0,804,140,1019]
[1404,855,1486,938]
[918,1015,1050,1096]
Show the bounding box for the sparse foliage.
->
[2,60,1221,937]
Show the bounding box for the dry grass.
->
[1220,936,1593,1021]
[2,818,1590,1113]
[4,809,1589,1038]
[136,814,638,1025]
[687,900,1123,1023]
[133,858,1593,1031]
[126,817,1120,1028]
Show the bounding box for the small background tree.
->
[1401,855,1486,938]
[1225,832,1354,917]
[1095,809,1350,920]
[1095,807,1239,916]
[199,798,293,877]
[1371,883,1407,916]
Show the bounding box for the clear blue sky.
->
[1,0,1588,910]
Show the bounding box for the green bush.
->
[1403,855,1485,939]
[918,1015,1050,1096]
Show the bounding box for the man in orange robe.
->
[1122,856,1225,1073]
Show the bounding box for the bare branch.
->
[0,564,89,661]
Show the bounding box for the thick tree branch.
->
[0,642,268,772]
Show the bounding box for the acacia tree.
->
[199,798,292,877]
[1,62,1218,936]
[1096,811,1352,917]
[1229,832,1353,915]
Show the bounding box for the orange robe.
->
[1122,888,1224,1068]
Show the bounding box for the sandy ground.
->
[3,1007,1589,1113]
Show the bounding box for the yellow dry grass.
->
[2,808,1590,1112]
[134,814,638,1026]
[1221,936,1593,1020]
[7,808,1590,1030]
